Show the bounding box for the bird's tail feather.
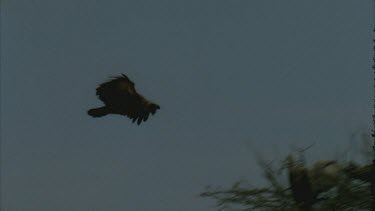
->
[87,107,110,117]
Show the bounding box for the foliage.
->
[201,156,372,211]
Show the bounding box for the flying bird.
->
[88,74,160,125]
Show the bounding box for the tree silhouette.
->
[201,154,372,211]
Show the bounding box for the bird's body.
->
[287,156,314,211]
[88,74,160,125]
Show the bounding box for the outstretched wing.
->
[96,74,137,106]
[126,98,160,125]
[95,74,160,124]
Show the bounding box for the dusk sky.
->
[1,1,373,210]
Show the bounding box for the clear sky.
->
[1,0,373,210]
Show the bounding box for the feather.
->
[88,74,160,125]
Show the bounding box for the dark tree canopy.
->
[88,74,160,125]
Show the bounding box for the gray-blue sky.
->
[1,0,373,210]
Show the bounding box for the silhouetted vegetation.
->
[201,154,373,211]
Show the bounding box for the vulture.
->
[287,156,314,211]
[88,74,160,125]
